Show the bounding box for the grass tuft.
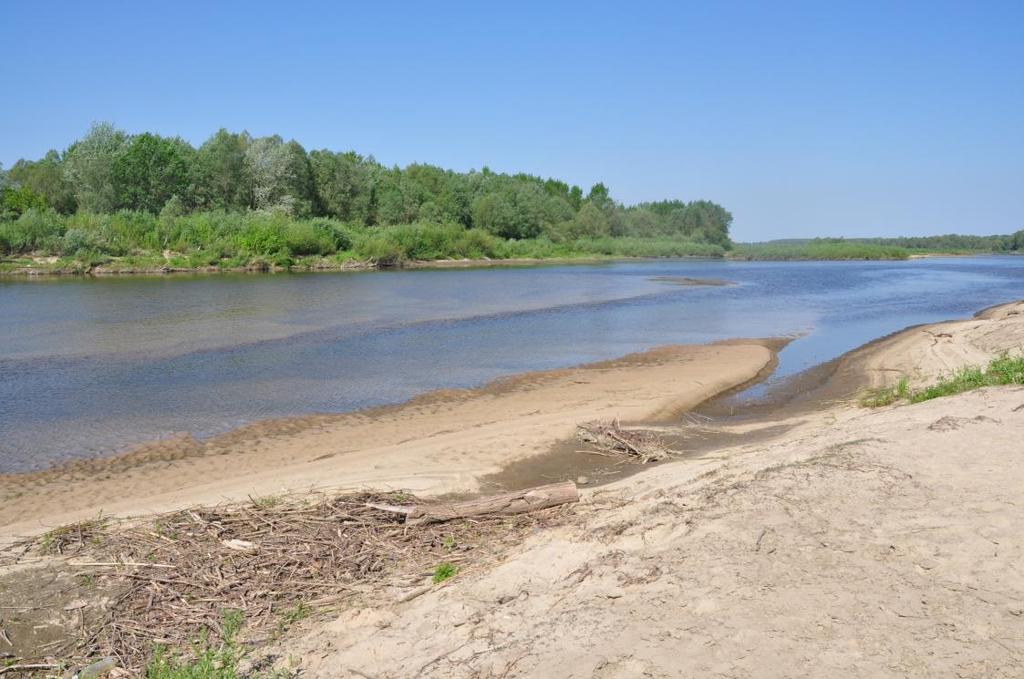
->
[861,376,910,407]
[861,354,1024,407]
[432,562,458,584]
[145,610,243,679]
[276,602,313,633]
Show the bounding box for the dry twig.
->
[2,490,571,673]
[576,421,679,464]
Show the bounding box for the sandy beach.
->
[0,341,775,538]
[3,301,1024,677]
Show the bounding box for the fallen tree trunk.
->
[367,481,579,525]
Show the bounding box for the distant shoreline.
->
[0,254,681,277]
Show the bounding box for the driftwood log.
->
[367,481,579,525]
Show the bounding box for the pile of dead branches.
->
[6,487,575,673]
[576,420,678,464]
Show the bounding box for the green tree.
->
[245,136,315,215]
[586,182,614,211]
[112,133,196,213]
[309,149,376,222]
[1,123,739,257]
[624,207,659,237]
[1009,229,1024,251]
[8,151,77,214]
[1,185,48,218]
[471,192,517,237]
[192,129,251,211]
[572,202,611,238]
[63,122,129,213]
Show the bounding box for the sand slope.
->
[0,342,774,538]
[283,302,1024,678]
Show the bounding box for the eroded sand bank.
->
[0,341,775,538]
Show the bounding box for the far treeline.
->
[2,123,1021,272]
[731,234,1024,261]
[0,123,732,271]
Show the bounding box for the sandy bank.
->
[0,341,775,539]
[278,300,1024,678]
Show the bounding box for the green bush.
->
[354,231,406,266]
[282,219,352,256]
[0,224,13,255]
[62,228,105,255]
[283,222,332,255]
[234,217,288,256]
[573,236,725,258]
[351,223,508,264]
[10,208,65,252]
[731,239,909,260]
[0,209,735,268]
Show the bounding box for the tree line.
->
[861,234,1024,252]
[0,122,733,254]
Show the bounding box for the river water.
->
[2,257,1023,472]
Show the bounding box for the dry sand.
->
[0,342,775,539]
[274,301,1024,678]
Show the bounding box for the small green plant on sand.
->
[275,601,313,636]
[861,376,910,407]
[861,354,1024,407]
[442,535,457,551]
[432,562,458,584]
[145,610,243,679]
[249,494,281,509]
[39,515,107,555]
[910,366,988,402]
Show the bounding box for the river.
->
[2,256,1023,472]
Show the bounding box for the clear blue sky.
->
[2,1,1021,240]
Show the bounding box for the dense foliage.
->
[730,239,913,260]
[0,123,733,267]
[859,233,1024,252]
[733,233,1024,261]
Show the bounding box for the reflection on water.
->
[2,257,1023,471]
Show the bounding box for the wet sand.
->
[6,299,1022,541]
[488,299,1024,489]
[0,341,776,539]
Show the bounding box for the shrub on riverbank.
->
[0,210,730,270]
[731,239,910,260]
[570,236,725,258]
[352,223,504,265]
